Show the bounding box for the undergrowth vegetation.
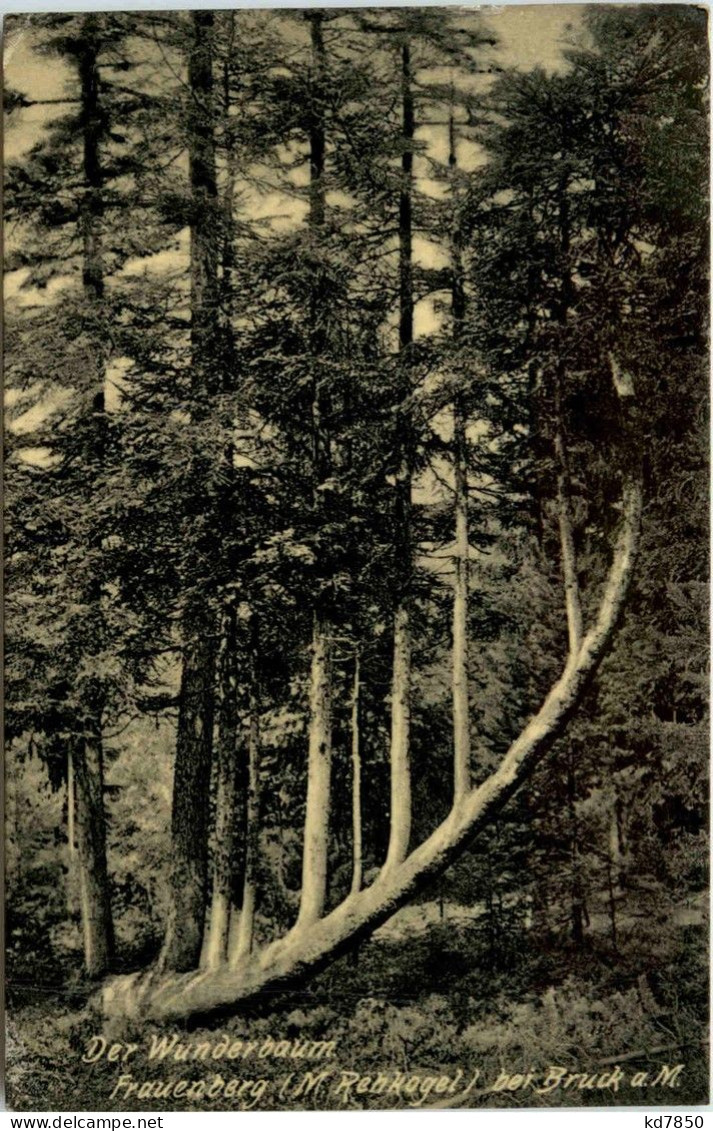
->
[7,919,708,1110]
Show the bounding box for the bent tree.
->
[92,5,663,1025]
[6,3,697,1024]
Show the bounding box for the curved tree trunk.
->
[294,11,334,932]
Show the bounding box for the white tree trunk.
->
[382,35,415,878]
[556,465,583,654]
[203,892,230,971]
[230,690,260,968]
[202,732,235,969]
[383,601,411,873]
[294,618,332,930]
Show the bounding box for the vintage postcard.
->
[3,3,709,1112]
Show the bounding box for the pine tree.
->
[4,11,170,975]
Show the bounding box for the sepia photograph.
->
[3,3,709,1112]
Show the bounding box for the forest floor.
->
[5,903,709,1112]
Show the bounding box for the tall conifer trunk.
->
[204,605,243,969]
[449,109,471,804]
[74,17,114,976]
[384,38,414,873]
[161,10,219,972]
[231,623,261,966]
[74,734,114,975]
[350,654,363,896]
[202,30,247,969]
[295,11,333,932]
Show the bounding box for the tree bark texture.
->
[295,617,332,929]
[204,605,243,970]
[452,396,471,803]
[384,39,415,873]
[449,118,471,802]
[161,626,216,971]
[79,16,104,307]
[231,647,261,967]
[295,10,334,930]
[350,655,363,896]
[74,17,114,976]
[73,735,114,977]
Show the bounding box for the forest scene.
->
[3,3,709,1112]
